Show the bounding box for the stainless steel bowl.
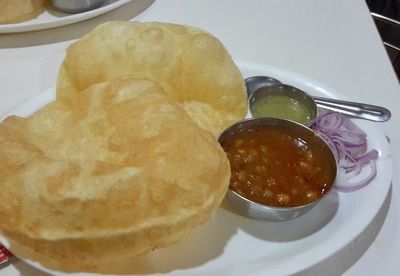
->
[245,76,281,97]
[248,84,318,126]
[245,75,391,122]
[51,0,107,13]
[218,117,337,221]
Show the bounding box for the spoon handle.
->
[313,96,391,122]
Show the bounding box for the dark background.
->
[367,0,400,80]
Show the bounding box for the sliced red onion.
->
[311,112,378,192]
[335,162,377,192]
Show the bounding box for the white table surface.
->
[1,0,399,275]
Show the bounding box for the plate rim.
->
[0,0,131,33]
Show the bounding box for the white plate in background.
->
[0,0,131,33]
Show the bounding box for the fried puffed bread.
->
[0,0,44,24]
[0,77,230,273]
[56,21,247,136]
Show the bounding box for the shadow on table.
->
[296,184,392,276]
[0,0,155,49]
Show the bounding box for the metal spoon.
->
[245,76,391,122]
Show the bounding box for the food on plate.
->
[219,120,336,207]
[0,0,44,24]
[311,111,379,192]
[0,77,230,272]
[251,93,314,124]
[56,21,247,136]
[248,84,317,125]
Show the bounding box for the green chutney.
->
[251,95,313,124]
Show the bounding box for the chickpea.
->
[244,149,258,163]
[230,180,239,189]
[299,161,306,167]
[294,175,305,185]
[249,149,258,158]
[305,190,318,202]
[266,177,276,187]
[262,189,274,199]
[233,154,243,163]
[237,170,246,181]
[246,180,253,188]
[279,134,292,142]
[277,193,291,205]
[306,150,313,161]
[244,155,254,163]
[251,185,263,196]
[260,145,268,154]
[249,175,261,187]
[299,161,312,172]
[234,139,244,148]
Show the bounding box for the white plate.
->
[0,0,131,33]
[0,62,392,275]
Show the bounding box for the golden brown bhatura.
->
[0,21,247,273]
[57,21,247,136]
[0,0,44,24]
[0,77,231,272]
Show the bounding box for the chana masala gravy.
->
[219,124,336,207]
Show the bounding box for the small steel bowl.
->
[245,76,282,97]
[218,117,337,221]
[248,84,318,126]
[51,0,107,13]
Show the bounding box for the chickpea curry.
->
[220,124,335,207]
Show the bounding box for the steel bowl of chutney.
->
[248,84,318,126]
[218,117,337,221]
